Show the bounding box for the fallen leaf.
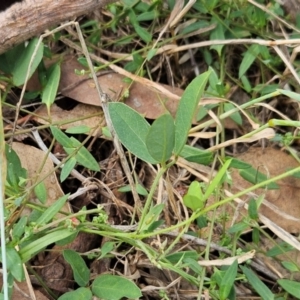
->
[231,147,300,233]
[12,142,70,216]
[33,102,104,136]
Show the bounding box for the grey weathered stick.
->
[0,0,117,54]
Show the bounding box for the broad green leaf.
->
[219,260,237,300]
[180,145,213,165]
[50,126,73,148]
[92,274,142,300]
[35,194,69,226]
[12,38,44,86]
[108,102,158,164]
[63,250,90,287]
[42,63,61,113]
[146,113,174,163]
[4,247,24,282]
[278,279,300,299]
[240,266,274,300]
[174,70,211,155]
[60,157,77,182]
[183,181,205,211]
[65,125,91,134]
[64,137,100,172]
[203,158,232,201]
[239,167,279,189]
[239,44,261,78]
[34,182,47,204]
[58,287,92,300]
[146,48,157,61]
[224,103,242,125]
[20,229,75,262]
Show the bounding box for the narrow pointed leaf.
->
[12,38,44,86]
[239,167,279,189]
[42,63,61,112]
[146,113,174,163]
[35,194,69,226]
[174,70,211,155]
[241,266,274,300]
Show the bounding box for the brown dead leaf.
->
[59,56,182,119]
[0,275,49,300]
[231,147,300,233]
[33,102,104,136]
[12,142,70,216]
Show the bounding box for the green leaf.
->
[240,266,274,300]
[248,198,259,220]
[228,158,252,169]
[239,44,261,78]
[278,89,300,102]
[133,23,152,43]
[166,251,199,264]
[174,70,211,155]
[141,203,164,232]
[203,158,232,201]
[20,229,75,262]
[12,216,27,241]
[100,242,115,259]
[65,137,100,172]
[219,260,237,300]
[63,250,90,287]
[266,242,294,257]
[278,279,300,299]
[65,125,91,134]
[281,261,300,272]
[35,194,69,226]
[60,157,77,182]
[180,145,213,165]
[224,103,242,125]
[50,126,74,148]
[58,287,92,300]
[34,182,47,204]
[42,63,61,113]
[4,247,25,282]
[108,102,158,164]
[210,21,225,56]
[12,38,44,86]
[146,113,175,163]
[92,274,142,300]
[239,167,279,189]
[183,181,205,211]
